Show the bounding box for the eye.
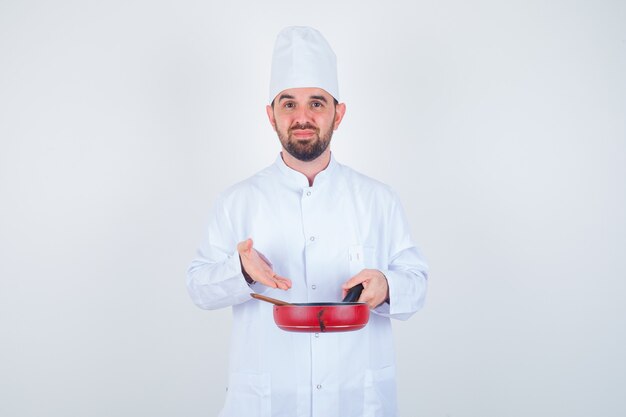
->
[283,102,295,109]
[311,101,324,109]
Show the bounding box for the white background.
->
[1,1,625,416]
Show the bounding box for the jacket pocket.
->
[363,365,397,417]
[219,372,271,417]
[349,245,380,275]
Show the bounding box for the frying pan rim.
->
[285,302,367,306]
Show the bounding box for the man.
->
[187,26,428,417]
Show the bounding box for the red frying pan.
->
[250,284,367,333]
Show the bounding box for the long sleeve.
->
[186,196,255,310]
[373,194,428,320]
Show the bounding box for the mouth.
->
[291,130,316,139]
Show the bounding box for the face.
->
[266,88,346,162]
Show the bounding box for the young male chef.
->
[187,26,428,417]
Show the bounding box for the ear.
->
[333,103,347,130]
[266,105,277,131]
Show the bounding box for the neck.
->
[281,149,331,186]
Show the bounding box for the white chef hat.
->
[269,26,339,103]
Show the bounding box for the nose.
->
[293,106,313,126]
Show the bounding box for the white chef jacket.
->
[187,154,428,417]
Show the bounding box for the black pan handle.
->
[342,283,364,303]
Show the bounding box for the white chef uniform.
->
[187,153,428,417]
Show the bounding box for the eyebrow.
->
[310,95,328,103]
[278,94,328,103]
[278,94,295,102]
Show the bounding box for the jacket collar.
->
[274,152,338,189]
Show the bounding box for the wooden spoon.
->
[250,293,292,306]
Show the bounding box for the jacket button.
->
[316,384,322,389]
[314,333,319,338]
[310,236,315,241]
[306,191,311,196]
[311,284,316,290]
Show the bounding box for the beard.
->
[277,121,334,162]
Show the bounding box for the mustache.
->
[290,122,317,131]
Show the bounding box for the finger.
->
[237,238,253,254]
[272,277,289,290]
[275,281,290,291]
[258,277,278,289]
[273,275,292,290]
[275,280,288,290]
[254,270,282,289]
[342,274,368,290]
[360,287,386,309]
[357,292,375,309]
[273,274,291,285]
